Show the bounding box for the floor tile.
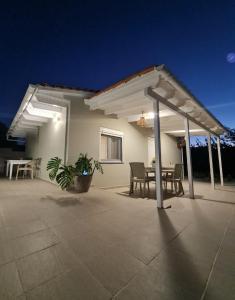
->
[16,243,79,291]
[149,247,211,295]
[214,247,235,276]
[168,228,220,264]
[0,240,14,266]
[26,266,111,300]
[67,231,145,294]
[0,262,23,299]
[115,265,197,300]
[12,229,59,259]
[204,269,235,300]
[7,220,47,240]
[222,228,235,252]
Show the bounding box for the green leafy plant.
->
[47,153,103,190]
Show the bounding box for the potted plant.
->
[47,153,103,192]
[151,158,156,167]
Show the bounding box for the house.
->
[7,65,227,208]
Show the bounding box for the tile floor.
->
[0,179,234,299]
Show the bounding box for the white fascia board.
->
[37,85,95,98]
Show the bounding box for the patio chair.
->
[34,157,42,178]
[162,163,184,196]
[129,162,152,197]
[16,160,35,180]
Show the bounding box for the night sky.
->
[0,0,235,128]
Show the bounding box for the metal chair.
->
[162,163,184,195]
[16,160,35,180]
[129,162,152,197]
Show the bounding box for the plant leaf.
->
[47,157,62,181]
[56,165,75,190]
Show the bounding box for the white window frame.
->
[99,127,124,164]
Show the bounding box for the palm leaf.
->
[56,165,75,190]
[47,157,62,181]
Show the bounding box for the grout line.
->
[147,222,192,265]
[200,215,233,300]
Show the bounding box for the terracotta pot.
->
[73,175,93,193]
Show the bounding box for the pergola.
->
[85,65,227,208]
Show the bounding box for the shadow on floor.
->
[40,195,83,206]
[117,188,178,200]
[155,208,208,297]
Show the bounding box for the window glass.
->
[100,134,122,162]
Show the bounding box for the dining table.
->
[145,166,175,176]
[6,160,31,180]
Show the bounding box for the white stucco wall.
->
[25,95,181,187]
[148,134,182,167]
[25,107,67,181]
[68,98,149,188]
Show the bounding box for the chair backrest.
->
[35,158,42,169]
[174,164,183,180]
[26,160,35,168]
[129,162,145,179]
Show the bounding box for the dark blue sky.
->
[0,0,235,128]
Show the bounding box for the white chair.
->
[16,160,35,180]
[34,158,42,178]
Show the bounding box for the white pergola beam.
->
[145,87,220,137]
[217,137,224,186]
[117,104,154,118]
[207,133,215,188]
[184,118,194,199]
[104,95,150,115]
[99,91,146,111]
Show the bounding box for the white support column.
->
[181,147,184,180]
[153,99,163,208]
[217,137,224,186]
[184,118,194,199]
[207,133,215,188]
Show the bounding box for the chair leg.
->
[31,170,34,179]
[147,181,150,194]
[174,181,178,195]
[140,182,142,197]
[143,182,146,198]
[179,181,184,195]
[16,169,19,180]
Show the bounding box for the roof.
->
[39,83,99,93]
[85,65,227,136]
[91,65,157,98]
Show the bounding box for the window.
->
[99,128,123,163]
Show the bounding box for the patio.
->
[0,179,234,299]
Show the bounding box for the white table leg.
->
[9,163,13,180]
[6,161,9,177]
